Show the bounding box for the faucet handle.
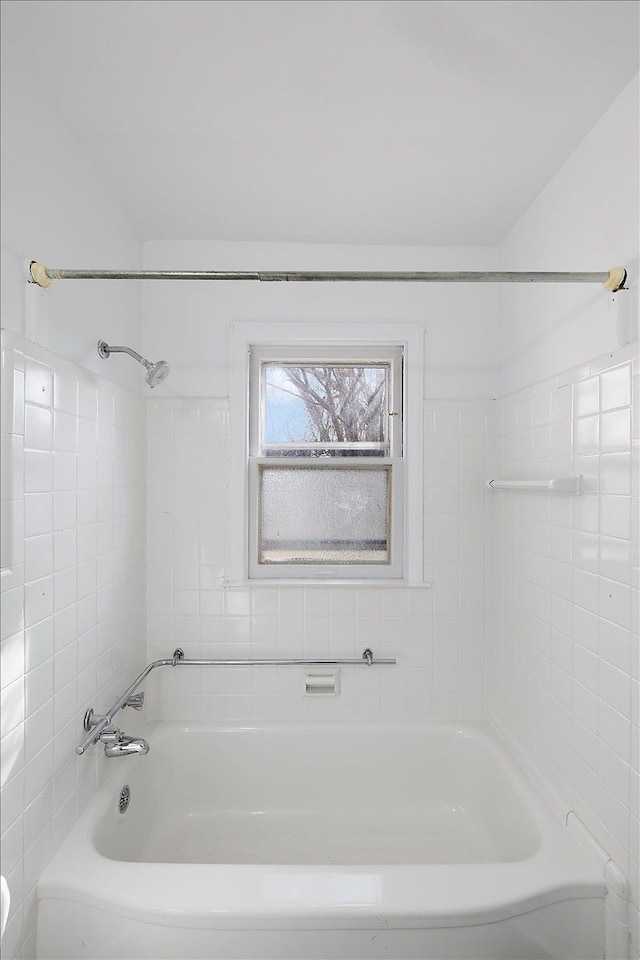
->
[98,727,122,745]
[125,692,145,711]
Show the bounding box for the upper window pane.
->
[262,363,389,455]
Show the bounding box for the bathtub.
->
[37,722,605,959]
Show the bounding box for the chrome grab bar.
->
[77,658,174,755]
[169,646,393,667]
[76,647,396,755]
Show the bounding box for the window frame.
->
[229,322,424,585]
[248,344,403,580]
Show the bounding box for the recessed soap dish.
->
[303,670,340,696]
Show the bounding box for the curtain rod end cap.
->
[28,261,53,288]
[603,267,627,292]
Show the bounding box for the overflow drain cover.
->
[118,784,131,814]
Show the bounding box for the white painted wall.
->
[496,76,639,396]
[0,51,143,391]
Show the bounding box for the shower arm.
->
[76,647,396,755]
[98,342,148,366]
[29,262,628,292]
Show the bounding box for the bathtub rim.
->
[38,720,605,930]
[37,863,605,932]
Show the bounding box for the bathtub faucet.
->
[99,727,150,758]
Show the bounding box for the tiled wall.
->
[487,343,639,958]
[0,331,145,960]
[3,338,632,957]
[424,400,493,718]
[145,397,492,723]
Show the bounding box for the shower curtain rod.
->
[28,262,627,291]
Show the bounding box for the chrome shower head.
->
[98,341,170,389]
[144,359,170,388]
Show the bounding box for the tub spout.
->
[99,728,150,758]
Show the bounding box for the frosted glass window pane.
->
[263,364,388,449]
[259,467,390,564]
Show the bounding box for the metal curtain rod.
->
[29,262,627,291]
[76,647,395,755]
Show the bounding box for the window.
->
[229,322,424,585]
[248,346,403,579]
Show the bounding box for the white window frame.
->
[249,344,402,579]
[229,322,424,585]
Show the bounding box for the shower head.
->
[144,359,170,387]
[97,341,170,388]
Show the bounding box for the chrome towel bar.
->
[76,647,395,755]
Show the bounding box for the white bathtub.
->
[37,722,605,959]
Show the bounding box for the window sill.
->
[221,580,432,589]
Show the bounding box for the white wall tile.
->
[24,405,53,451]
[599,660,632,718]
[488,349,636,941]
[23,450,51,494]
[52,452,76,491]
[551,419,572,457]
[574,377,599,418]
[601,409,631,451]
[147,397,493,725]
[53,529,77,572]
[599,577,631,630]
[53,372,78,416]
[599,619,631,673]
[24,701,54,762]
[600,496,631,540]
[78,383,98,421]
[551,385,572,422]
[24,493,52,539]
[24,363,53,409]
[53,567,76,613]
[602,453,632,496]
[52,491,76,531]
[0,335,146,960]
[601,365,631,412]
[24,534,53,582]
[24,576,54,628]
[1,678,25,736]
[52,411,77,453]
[599,537,631,584]
[574,415,599,455]
[1,588,24,643]
[24,658,52,717]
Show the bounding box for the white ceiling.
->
[2,0,638,246]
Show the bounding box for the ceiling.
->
[2,0,638,246]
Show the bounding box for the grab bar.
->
[76,647,395,755]
[168,647,394,667]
